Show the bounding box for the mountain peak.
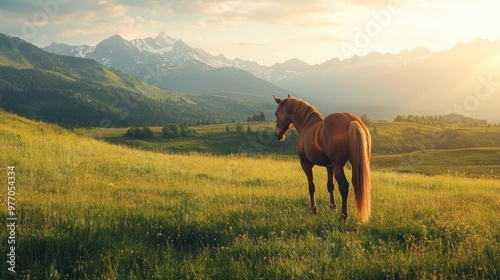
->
[410,46,431,56]
[216,54,227,60]
[47,42,60,47]
[97,34,129,49]
[156,31,167,38]
[105,34,125,42]
[283,58,309,66]
[154,32,177,48]
[44,42,69,49]
[272,58,310,70]
[173,39,191,52]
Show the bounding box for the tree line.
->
[393,113,490,127]
[124,124,196,140]
[247,112,266,122]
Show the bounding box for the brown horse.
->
[273,94,372,223]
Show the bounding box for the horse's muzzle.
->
[275,132,286,141]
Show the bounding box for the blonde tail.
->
[349,121,372,224]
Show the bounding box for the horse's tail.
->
[348,121,372,224]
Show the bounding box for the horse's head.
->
[273,94,293,141]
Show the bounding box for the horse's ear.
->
[287,93,292,98]
[273,95,281,104]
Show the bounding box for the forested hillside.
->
[0,34,275,127]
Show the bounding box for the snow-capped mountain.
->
[42,42,95,58]
[44,32,213,68]
[42,32,306,83]
[131,31,177,54]
[43,33,290,98]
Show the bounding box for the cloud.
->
[0,0,49,13]
[118,0,212,13]
[220,1,340,25]
[236,41,268,47]
[0,0,142,45]
[0,0,126,28]
[0,0,341,37]
[0,0,105,15]
[120,0,240,13]
[344,0,399,8]
[116,0,340,26]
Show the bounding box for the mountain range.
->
[43,32,290,101]
[0,34,276,127]
[43,32,500,122]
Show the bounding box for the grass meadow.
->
[1,111,500,279]
[79,122,500,179]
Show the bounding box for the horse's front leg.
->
[326,166,337,211]
[300,160,317,214]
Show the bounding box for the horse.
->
[273,94,372,223]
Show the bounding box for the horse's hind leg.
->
[326,166,337,211]
[301,160,317,214]
[333,164,349,221]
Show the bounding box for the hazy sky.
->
[1,0,499,65]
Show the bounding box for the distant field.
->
[77,122,500,178]
[77,122,286,155]
[371,122,500,154]
[2,111,499,279]
[373,147,500,178]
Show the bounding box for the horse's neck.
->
[293,117,322,134]
[290,106,323,135]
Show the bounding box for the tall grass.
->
[1,111,499,279]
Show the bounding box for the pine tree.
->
[259,112,266,121]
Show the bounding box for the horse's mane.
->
[283,97,324,123]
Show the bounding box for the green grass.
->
[0,46,32,68]
[373,147,500,178]
[77,122,282,155]
[371,122,500,153]
[1,111,500,279]
[78,122,500,178]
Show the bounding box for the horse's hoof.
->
[310,206,318,215]
[341,214,348,221]
[329,204,337,212]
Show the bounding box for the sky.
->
[1,0,499,66]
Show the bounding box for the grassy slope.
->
[1,111,499,279]
[0,35,181,103]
